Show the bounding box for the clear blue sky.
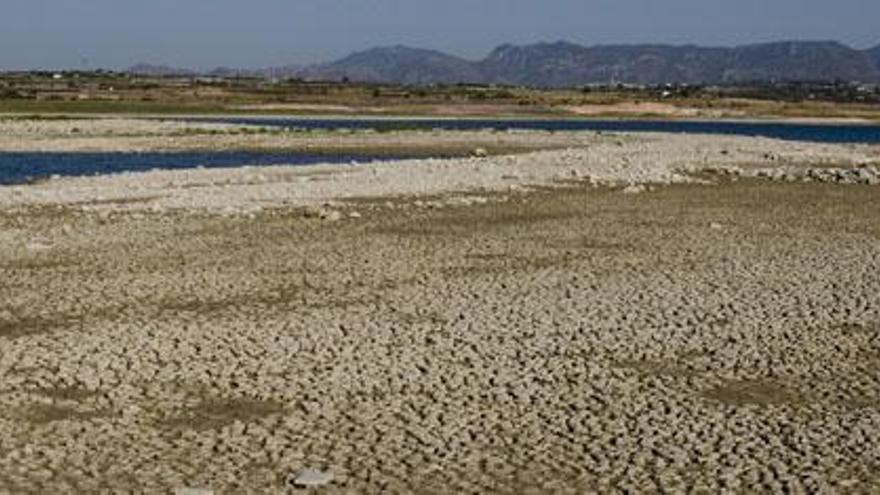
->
[3,0,879,70]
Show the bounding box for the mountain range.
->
[129,40,880,86]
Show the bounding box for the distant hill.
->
[721,41,878,83]
[300,45,482,85]
[128,40,880,86]
[478,41,880,86]
[208,65,304,79]
[126,63,303,79]
[478,42,731,86]
[871,44,880,68]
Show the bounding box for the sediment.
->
[1,122,879,492]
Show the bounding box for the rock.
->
[709,222,724,230]
[348,211,362,219]
[291,468,334,488]
[471,147,489,158]
[766,169,785,180]
[322,210,343,222]
[839,480,859,489]
[173,488,214,495]
[833,169,852,183]
[622,184,647,195]
[855,168,876,183]
[25,241,53,252]
[304,207,343,221]
[447,196,488,206]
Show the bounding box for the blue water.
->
[4,119,879,185]
[202,117,880,144]
[0,152,399,185]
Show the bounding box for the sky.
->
[2,0,879,70]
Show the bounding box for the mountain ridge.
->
[128,40,880,86]
[298,45,481,85]
[870,44,880,66]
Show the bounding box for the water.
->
[4,118,879,185]
[202,117,880,144]
[0,151,400,185]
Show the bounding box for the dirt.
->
[0,178,879,492]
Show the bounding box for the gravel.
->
[291,469,334,488]
[744,164,880,185]
[2,129,878,215]
[0,117,252,143]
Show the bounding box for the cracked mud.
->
[1,175,879,493]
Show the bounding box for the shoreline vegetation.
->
[2,100,880,123]
[2,74,879,122]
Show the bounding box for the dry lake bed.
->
[1,117,879,493]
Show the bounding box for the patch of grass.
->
[614,350,708,379]
[34,386,99,402]
[548,236,632,252]
[0,99,229,115]
[371,195,580,237]
[0,315,76,339]
[442,253,584,277]
[25,404,105,424]
[0,113,94,121]
[163,397,284,431]
[0,256,74,271]
[703,379,803,407]
[0,305,124,339]
[68,195,162,207]
[614,359,703,378]
[152,277,385,318]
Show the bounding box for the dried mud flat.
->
[1,128,880,493]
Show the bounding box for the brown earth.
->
[1,178,879,493]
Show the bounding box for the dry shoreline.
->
[0,118,878,213]
[1,120,880,492]
[0,132,880,214]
